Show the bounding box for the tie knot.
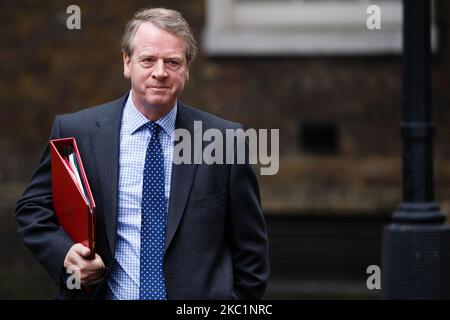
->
[147,122,160,138]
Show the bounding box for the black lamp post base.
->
[382,221,450,299]
[393,202,446,223]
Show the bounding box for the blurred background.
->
[1,0,450,299]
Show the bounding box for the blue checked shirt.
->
[106,91,176,300]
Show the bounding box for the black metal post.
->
[382,0,450,299]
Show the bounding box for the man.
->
[15,8,269,300]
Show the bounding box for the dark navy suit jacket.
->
[15,94,269,300]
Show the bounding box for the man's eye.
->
[142,58,155,64]
[167,60,180,66]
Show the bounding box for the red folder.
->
[50,137,96,259]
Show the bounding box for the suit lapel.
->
[90,95,127,255]
[165,103,198,251]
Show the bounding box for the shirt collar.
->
[123,91,177,140]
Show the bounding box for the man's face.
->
[123,22,189,113]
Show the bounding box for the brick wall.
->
[2,0,450,210]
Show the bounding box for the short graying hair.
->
[121,8,197,64]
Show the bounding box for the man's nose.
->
[152,60,168,79]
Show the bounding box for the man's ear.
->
[185,66,189,81]
[123,53,131,79]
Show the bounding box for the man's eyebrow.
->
[137,53,156,59]
[138,56,185,63]
[165,56,183,60]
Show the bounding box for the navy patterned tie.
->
[139,122,167,300]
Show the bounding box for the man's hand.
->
[64,243,105,287]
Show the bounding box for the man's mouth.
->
[148,86,170,89]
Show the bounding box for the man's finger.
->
[93,254,105,269]
[75,244,91,258]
